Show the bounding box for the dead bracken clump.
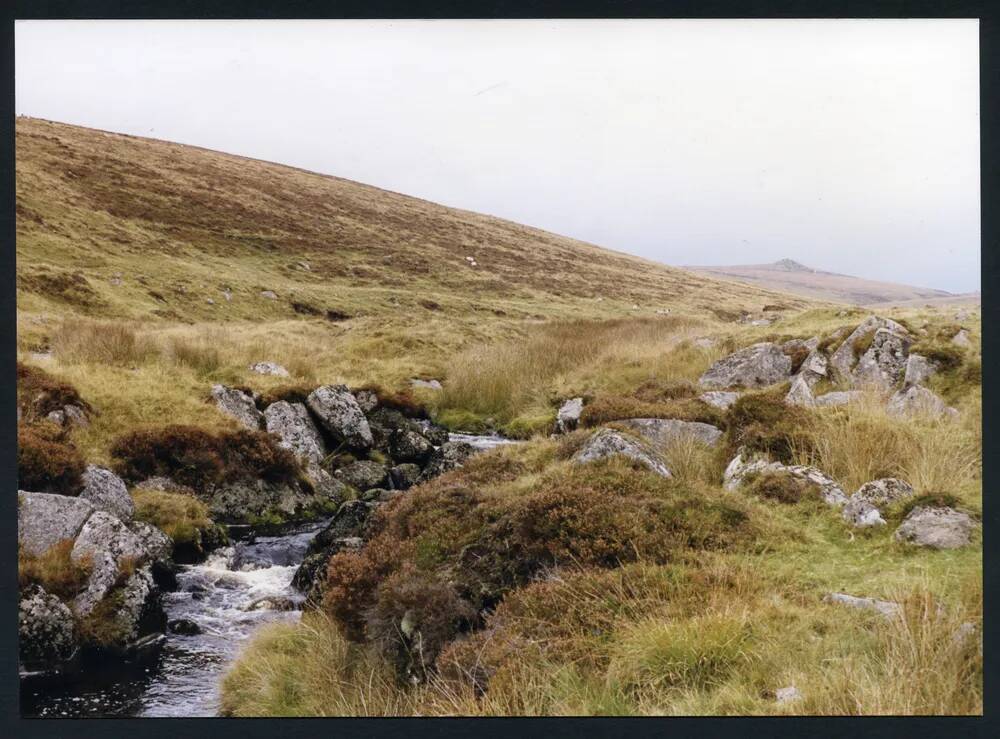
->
[17,422,87,495]
[110,424,304,493]
[16,361,91,422]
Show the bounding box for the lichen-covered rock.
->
[852,328,912,391]
[796,348,828,387]
[699,342,792,389]
[389,429,434,465]
[841,478,914,528]
[410,378,443,390]
[19,586,76,670]
[211,384,263,431]
[894,506,976,549]
[699,391,740,410]
[952,329,972,347]
[903,353,938,389]
[98,565,167,649]
[555,397,584,433]
[390,463,423,491]
[823,592,901,619]
[206,479,315,523]
[784,374,814,407]
[616,418,723,448]
[264,401,326,466]
[829,316,910,382]
[335,460,389,491]
[421,423,451,447]
[571,428,672,478]
[307,384,373,449]
[18,492,95,558]
[71,511,150,616]
[292,500,373,599]
[724,451,848,506]
[129,520,174,562]
[354,388,379,414]
[249,361,289,377]
[813,390,864,407]
[79,465,135,522]
[886,385,958,420]
[419,441,479,481]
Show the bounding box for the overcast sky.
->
[16,19,980,293]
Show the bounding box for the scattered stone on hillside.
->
[775,686,802,705]
[354,389,379,413]
[699,391,739,410]
[297,261,311,271]
[852,327,912,391]
[954,309,971,321]
[886,385,958,420]
[813,390,863,407]
[45,403,89,429]
[17,492,95,558]
[750,318,773,326]
[655,309,670,315]
[952,329,972,347]
[784,374,815,407]
[617,418,723,448]
[823,592,901,619]
[410,378,443,390]
[693,337,716,349]
[221,289,232,302]
[79,465,135,522]
[307,385,374,450]
[419,441,479,481]
[829,316,909,382]
[903,353,938,389]
[572,428,672,478]
[335,460,389,491]
[260,290,278,300]
[699,342,792,389]
[19,586,76,670]
[389,428,434,464]
[264,401,326,466]
[555,397,584,434]
[168,618,202,636]
[249,361,290,377]
[211,384,263,431]
[390,463,422,490]
[894,506,976,549]
[841,478,914,528]
[724,452,847,507]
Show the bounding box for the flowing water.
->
[21,432,513,718]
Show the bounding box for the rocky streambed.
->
[21,432,511,719]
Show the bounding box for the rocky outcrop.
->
[894,507,976,549]
[19,586,77,672]
[572,429,671,478]
[813,390,863,407]
[699,391,739,410]
[841,478,914,528]
[18,492,95,557]
[851,328,911,391]
[264,401,326,466]
[211,384,263,431]
[388,429,434,465]
[699,343,792,389]
[723,451,848,507]
[555,397,584,433]
[79,465,135,522]
[886,385,958,420]
[784,374,815,407]
[823,592,901,619]
[903,354,938,389]
[617,418,723,448]
[307,384,373,450]
[205,478,318,523]
[249,361,289,377]
[420,441,478,481]
[336,460,389,491]
[292,501,374,601]
[828,316,909,383]
[390,463,422,490]
[71,511,151,616]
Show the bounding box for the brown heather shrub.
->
[16,361,91,422]
[18,422,86,494]
[110,424,303,493]
[322,459,755,678]
[744,471,820,505]
[724,388,815,464]
[631,379,700,403]
[18,540,93,600]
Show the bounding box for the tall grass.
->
[50,318,157,366]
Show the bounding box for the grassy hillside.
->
[687,259,955,306]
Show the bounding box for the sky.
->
[15,19,980,293]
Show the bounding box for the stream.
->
[21,431,517,718]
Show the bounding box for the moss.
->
[18,422,87,495]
